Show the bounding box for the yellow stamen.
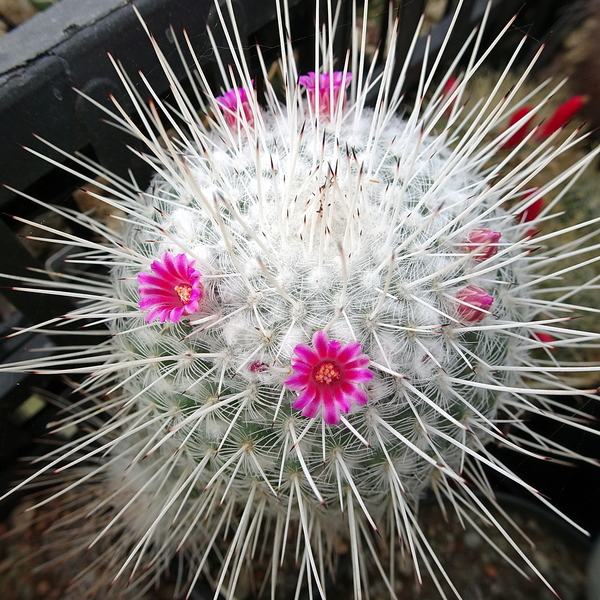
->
[174,283,192,303]
[313,361,341,385]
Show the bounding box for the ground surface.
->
[0,493,590,600]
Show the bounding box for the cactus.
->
[2,1,600,599]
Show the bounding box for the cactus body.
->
[1,2,600,599]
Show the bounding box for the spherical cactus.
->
[1,1,599,599]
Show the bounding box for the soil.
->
[367,500,590,600]
[0,493,590,600]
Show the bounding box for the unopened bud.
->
[535,95,587,140]
[502,105,534,149]
[455,286,494,322]
[464,228,501,261]
[517,189,544,238]
[531,332,555,346]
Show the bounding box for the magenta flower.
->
[285,330,373,425]
[215,84,254,130]
[298,71,352,120]
[137,252,202,323]
[455,286,494,323]
[464,228,501,262]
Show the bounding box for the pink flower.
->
[455,286,494,323]
[285,331,372,425]
[137,252,202,323]
[215,84,254,130]
[298,71,352,120]
[464,228,501,262]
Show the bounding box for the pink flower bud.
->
[443,76,458,96]
[464,228,501,262]
[531,332,555,346]
[517,189,544,238]
[455,286,494,323]
[250,361,268,373]
[442,76,459,116]
[534,95,587,140]
[518,193,544,224]
[501,105,534,149]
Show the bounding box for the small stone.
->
[332,533,350,554]
[533,550,551,572]
[0,0,37,26]
[36,580,51,596]
[463,530,483,549]
[485,565,499,579]
[72,176,126,231]
[11,500,36,529]
[0,558,12,573]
